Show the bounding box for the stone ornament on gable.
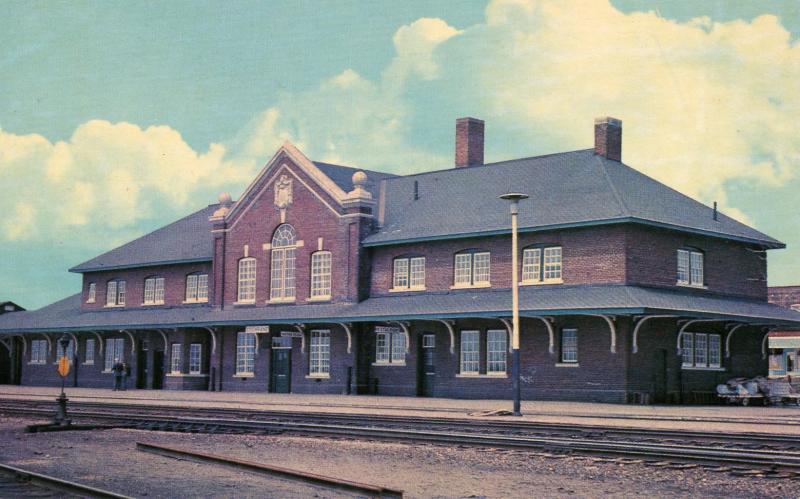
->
[274,173,293,210]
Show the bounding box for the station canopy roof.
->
[1,285,799,334]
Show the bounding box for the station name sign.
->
[374,326,401,334]
[245,325,270,334]
[280,331,304,338]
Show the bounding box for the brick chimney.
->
[594,117,622,161]
[455,117,484,167]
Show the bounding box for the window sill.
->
[141,302,165,307]
[233,373,255,378]
[232,301,256,307]
[520,279,563,286]
[27,362,46,366]
[389,287,426,293]
[104,304,125,309]
[166,373,209,378]
[372,362,407,367]
[450,283,491,290]
[305,374,330,379]
[555,362,579,368]
[82,362,94,366]
[682,366,724,371]
[456,373,508,378]
[102,370,113,374]
[307,296,332,302]
[86,300,96,304]
[677,282,707,290]
[182,299,209,304]
[267,298,296,305]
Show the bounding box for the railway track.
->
[4,398,800,477]
[0,462,130,498]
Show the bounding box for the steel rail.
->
[136,442,403,498]
[0,462,132,498]
[5,405,800,473]
[1,398,798,449]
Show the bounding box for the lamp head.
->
[59,335,70,351]
[499,192,529,201]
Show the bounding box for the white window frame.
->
[487,329,507,374]
[694,333,708,367]
[87,282,96,303]
[170,343,182,374]
[682,332,722,369]
[84,339,95,365]
[460,330,480,374]
[392,256,426,291]
[104,338,125,371]
[144,277,165,305]
[521,248,541,283]
[237,258,257,303]
[453,252,490,288]
[522,246,563,284]
[235,332,256,375]
[561,329,578,364]
[30,339,48,364]
[422,334,435,349]
[270,224,297,302]
[374,329,406,365]
[310,251,332,300]
[677,249,704,287]
[106,280,126,307]
[708,334,721,368]
[185,273,209,303]
[189,343,202,374]
[309,330,330,377]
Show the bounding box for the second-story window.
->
[453,251,490,288]
[310,251,332,299]
[106,280,126,306]
[677,248,704,287]
[185,273,209,302]
[144,277,165,305]
[392,256,425,290]
[522,246,563,284]
[237,258,257,303]
[270,224,297,301]
[86,283,96,303]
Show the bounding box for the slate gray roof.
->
[364,150,783,248]
[2,285,798,333]
[313,161,397,198]
[70,204,220,273]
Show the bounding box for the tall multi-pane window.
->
[270,224,297,301]
[453,252,490,288]
[85,339,95,365]
[87,283,96,303]
[189,343,202,374]
[392,257,425,290]
[144,277,165,305]
[237,258,257,303]
[30,339,48,364]
[185,273,209,302]
[106,280,126,306]
[694,333,708,367]
[375,328,406,364]
[170,343,182,374]
[104,338,125,371]
[522,246,562,283]
[561,329,578,363]
[235,332,256,375]
[487,330,508,374]
[460,330,480,373]
[681,333,694,367]
[310,330,330,376]
[677,249,704,287]
[310,251,332,299]
[709,334,721,368]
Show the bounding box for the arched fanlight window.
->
[270,224,297,301]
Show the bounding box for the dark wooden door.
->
[653,348,668,403]
[418,334,435,397]
[136,346,147,389]
[270,348,291,393]
[152,350,164,390]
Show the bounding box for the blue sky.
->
[1,0,799,308]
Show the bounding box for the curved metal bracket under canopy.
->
[632,315,678,354]
[336,323,353,354]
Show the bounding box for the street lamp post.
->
[53,335,72,426]
[499,192,528,416]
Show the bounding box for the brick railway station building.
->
[1,117,799,403]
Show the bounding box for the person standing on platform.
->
[112,359,123,391]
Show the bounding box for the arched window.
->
[237,258,257,303]
[270,224,297,301]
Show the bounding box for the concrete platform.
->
[2,385,799,436]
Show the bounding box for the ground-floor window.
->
[310,330,330,376]
[560,329,578,363]
[170,343,182,374]
[486,330,507,373]
[375,326,406,365]
[84,339,95,364]
[460,330,480,374]
[682,332,721,368]
[189,343,202,374]
[30,339,47,364]
[236,332,255,375]
[105,338,125,371]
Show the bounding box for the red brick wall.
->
[80,262,212,310]
[625,225,767,300]
[219,154,366,306]
[769,286,800,308]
